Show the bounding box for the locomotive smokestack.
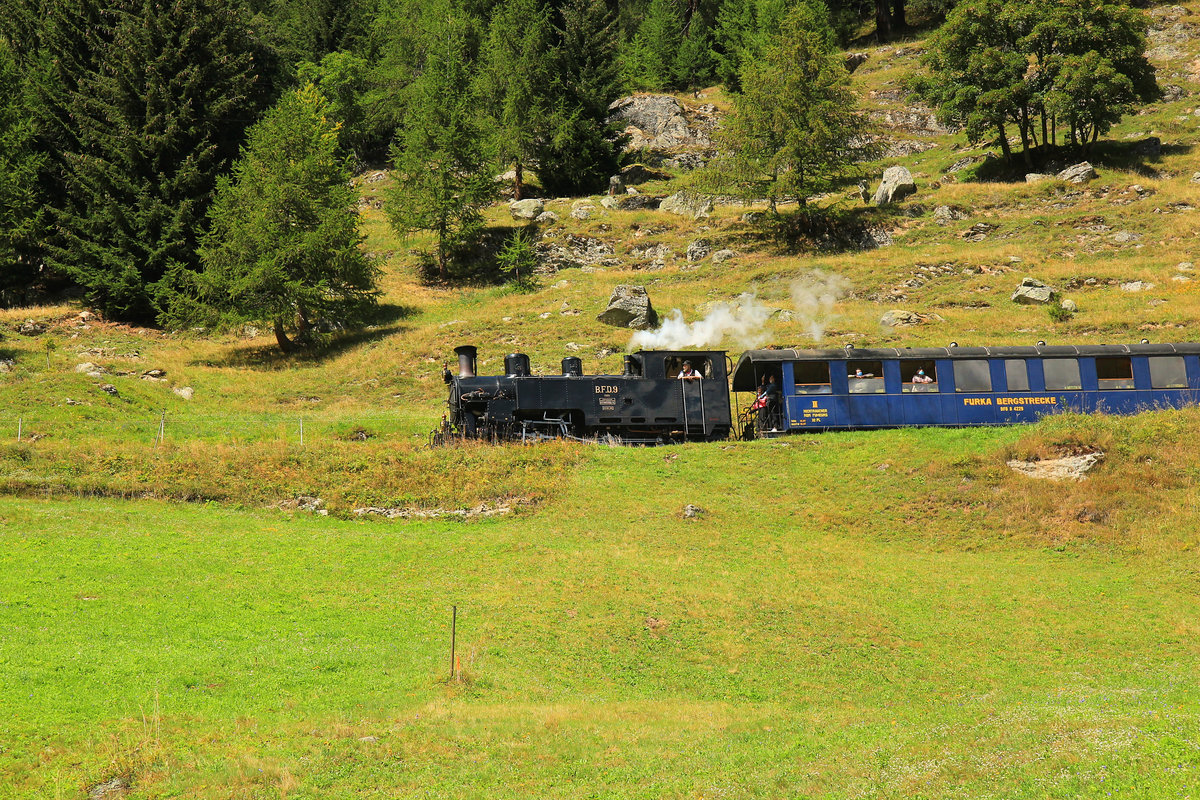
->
[622,355,637,376]
[454,345,478,378]
[561,356,582,377]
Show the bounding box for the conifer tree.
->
[700,4,873,212]
[620,0,684,91]
[713,0,835,92]
[385,4,493,280]
[535,0,622,196]
[48,0,262,321]
[476,0,553,199]
[194,84,379,352]
[0,39,47,303]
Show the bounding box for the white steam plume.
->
[629,293,774,351]
[627,270,851,351]
[790,269,850,342]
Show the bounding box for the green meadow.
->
[3,416,1200,798]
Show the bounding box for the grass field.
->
[3,418,1199,798]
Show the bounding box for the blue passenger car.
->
[730,343,1200,434]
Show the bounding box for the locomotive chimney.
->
[504,353,530,377]
[454,345,478,378]
[622,355,637,377]
[561,356,582,377]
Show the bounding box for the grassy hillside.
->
[3,7,1200,797]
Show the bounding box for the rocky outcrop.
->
[1007,452,1103,481]
[660,191,713,219]
[606,95,717,170]
[1057,162,1097,184]
[872,166,917,205]
[686,239,711,262]
[509,199,544,220]
[597,285,658,330]
[880,309,942,327]
[1011,277,1058,305]
[933,205,968,225]
[844,52,868,73]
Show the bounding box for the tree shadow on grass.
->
[197,302,420,370]
[957,139,1194,182]
[732,204,907,257]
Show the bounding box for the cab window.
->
[664,357,712,379]
[847,361,885,394]
[793,361,832,394]
[901,361,938,393]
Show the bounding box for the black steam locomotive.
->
[435,345,733,444]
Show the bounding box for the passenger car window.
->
[1043,359,1082,390]
[1096,357,1135,390]
[954,360,992,393]
[793,361,832,394]
[901,361,938,393]
[1005,360,1029,392]
[847,360,885,394]
[1149,356,1188,389]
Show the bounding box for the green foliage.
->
[476,0,554,200]
[45,0,262,323]
[699,4,873,212]
[918,0,1158,162]
[0,40,46,304]
[385,2,494,281]
[297,50,372,159]
[536,0,623,196]
[620,0,683,91]
[496,228,540,292]
[1047,303,1072,323]
[713,0,835,92]
[193,84,380,352]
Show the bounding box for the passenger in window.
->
[912,369,934,390]
[852,368,874,378]
[677,360,702,380]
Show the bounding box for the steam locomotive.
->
[434,345,733,444]
[435,341,1200,444]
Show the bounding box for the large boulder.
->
[686,239,712,262]
[1011,277,1058,305]
[619,163,671,185]
[1057,162,1097,184]
[872,166,917,205]
[597,285,658,330]
[606,95,711,152]
[509,199,544,220]
[844,52,868,73]
[660,191,713,219]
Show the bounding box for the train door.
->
[785,360,843,430]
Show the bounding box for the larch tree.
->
[194,84,379,352]
[700,3,873,213]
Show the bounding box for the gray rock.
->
[608,175,625,196]
[75,362,99,374]
[1110,230,1142,243]
[740,211,764,224]
[1061,299,1078,313]
[1057,162,1097,184]
[99,384,118,396]
[18,319,45,336]
[1007,452,1103,481]
[173,386,194,400]
[872,166,917,205]
[933,205,968,225]
[599,196,618,209]
[682,504,705,519]
[1011,277,1058,305]
[88,777,130,800]
[606,95,712,152]
[509,198,544,220]
[844,52,869,73]
[880,310,922,327]
[1132,136,1162,157]
[1025,173,1053,183]
[570,205,593,220]
[535,211,558,224]
[597,285,658,330]
[860,228,894,249]
[686,239,712,262]
[619,164,671,185]
[1191,172,1200,184]
[711,249,736,264]
[1120,281,1154,292]
[660,191,713,219]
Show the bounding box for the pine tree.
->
[700,4,873,212]
[385,3,493,281]
[713,0,834,92]
[48,0,262,322]
[476,0,553,200]
[620,0,683,91]
[535,0,622,196]
[0,38,47,303]
[193,84,379,352]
